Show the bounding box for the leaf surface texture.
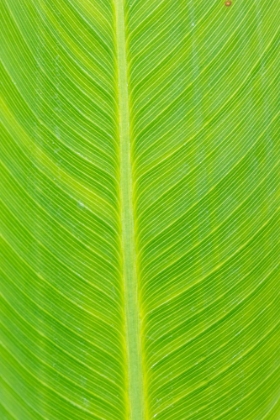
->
[0,0,279,419]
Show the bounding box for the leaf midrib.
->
[115,1,144,419]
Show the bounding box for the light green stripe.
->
[115,0,144,419]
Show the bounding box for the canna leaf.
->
[0,0,279,419]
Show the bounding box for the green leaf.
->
[1,0,279,419]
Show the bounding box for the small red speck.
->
[225,1,232,6]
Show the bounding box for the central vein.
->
[115,1,144,419]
